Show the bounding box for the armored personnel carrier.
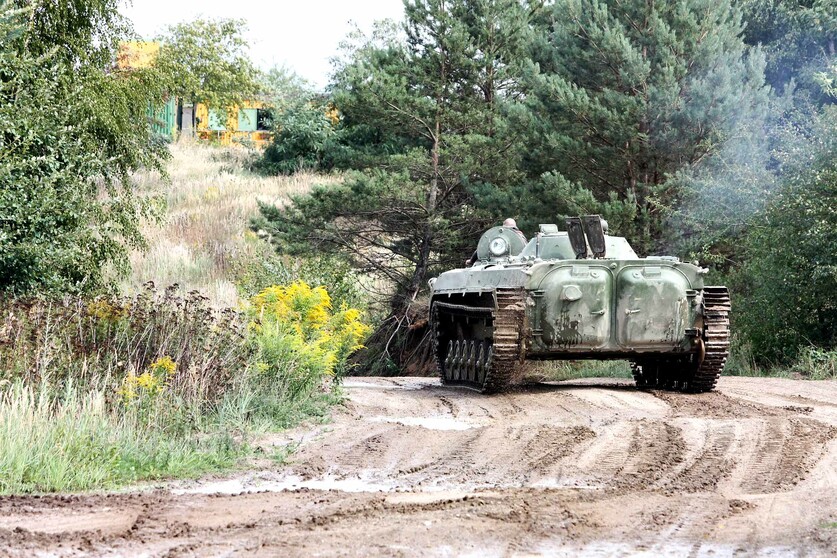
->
[429,216,730,393]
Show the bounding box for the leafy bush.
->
[249,282,370,384]
[791,347,837,380]
[0,2,168,296]
[735,107,837,364]
[723,335,761,377]
[232,247,369,312]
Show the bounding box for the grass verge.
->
[0,282,367,494]
[0,382,243,493]
[125,141,338,307]
[534,360,633,382]
[725,336,836,380]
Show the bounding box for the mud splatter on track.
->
[1,376,836,557]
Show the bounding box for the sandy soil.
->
[2,376,836,557]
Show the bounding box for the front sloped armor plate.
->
[616,265,690,350]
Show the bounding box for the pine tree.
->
[740,0,837,102]
[255,0,532,371]
[518,0,769,253]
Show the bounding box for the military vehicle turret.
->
[429,216,730,393]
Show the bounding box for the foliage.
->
[518,0,770,254]
[0,278,369,492]
[790,347,837,380]
[258,103,337,175]
[260,65,315,110]
[258,0,533,309]
[0,1,168,295]
[255,170,468,297]
[667,106,781,268]
[0,279,369,407]
[0,285,251,402]
[469,171,638,242]
[535,360,633,382]
[250,282,371,382]
[156,17,260,109]
[232,249,369,313]
[118,355,178,403]
[740,0,837,101]
[815,61,837,99]
[735,106,837,364]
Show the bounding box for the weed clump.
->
[0,284,249,400]
[0,281,369,493]
[243,282,370,420]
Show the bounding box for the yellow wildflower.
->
[86,299,127,322]
[150,355,177,376]
[250,281,370,377]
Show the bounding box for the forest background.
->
[257,0,837,376]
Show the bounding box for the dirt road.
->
[2,376,837,557]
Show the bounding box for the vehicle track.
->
[657,419,737,493]
[1,376,836,557]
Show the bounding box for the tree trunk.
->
[405,105,442,307]
[405,2,447,307]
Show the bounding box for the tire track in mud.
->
[739,418,837,494]
[652,389,786,418]
[571,420,634,478]
[3,377,837,557]
[521,425,596,475]
[565,418,687,491]
[656,420,737,493]
[287,384,608,491]
[654,387,837,495]
[613,420,686,490]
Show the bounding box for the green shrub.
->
[735,107,837,364]
[0,2,168,296]
[257,103,336,175]
[232,247,369,312]
[723,335,762,377]
[790,347,837,380]
[249,281,370,382]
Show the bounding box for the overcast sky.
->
[120,0,405,89]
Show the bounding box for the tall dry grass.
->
[126,141,339,306]
[0,142,364,493]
